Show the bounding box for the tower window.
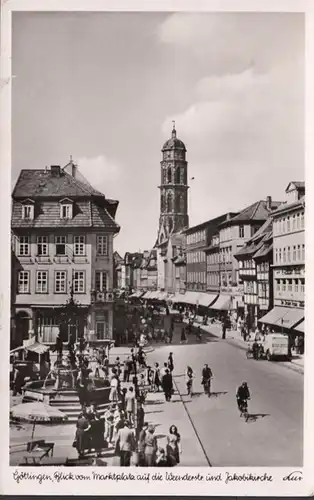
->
[179,194,185,213]
[167,168,172,183]
[175,167,180,184]
[167,193,173,212]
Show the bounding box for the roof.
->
[286,181,305,192]
[220,200,283,227]
[162,128,186,152]
[234,217,273,260]
[272,195,305,216]
[184,213,237,235]
[11,200,120,231]
[253,242,273,259]
[12,169,106,199]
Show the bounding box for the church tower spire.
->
[156,123,189,245]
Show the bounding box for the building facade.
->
[268,182,305,334]
[217,198,282,314]
[11,162,120,348]
[235,218,274,329]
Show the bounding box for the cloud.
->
[159,13,304,226]
[76,155,121,198]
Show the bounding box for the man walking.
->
[161,368,173,402]
[125,386,136,425]
[115,421,135,466]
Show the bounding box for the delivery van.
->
[263,333,290,361]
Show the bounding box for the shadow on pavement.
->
[145,410,164,415]
[246,413,270,423]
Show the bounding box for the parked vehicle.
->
[262,333,290,361]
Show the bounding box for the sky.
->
[12,12,304,256]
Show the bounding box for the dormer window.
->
[59,198,73,219]
[21,199,35,220]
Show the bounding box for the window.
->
[60,204,72,219]
[287,217,290,232]
[275,248,278,263]
[74,236,85,256]
[288,279,293,292]
[18,271,30,293]
[96,322,106,340]
[283,248,286,263]
[294,279,299,293]
[292,215,296,231]
[276,280,280,292]
[296,214,300,229]
[97,235,108,256]
[297,245,301,261]
[37,236,48,256]
[55,236,67,255]
[36,271,48,293]
[73,271,85,293]
[302,244,305,261]
[282,279,286,292]
[19,236,30,256]
[55,271,67,293]
[95,271,108,292]
[301,212,305,229]
[167,168,172,183]
[293,246,296,261]
[300,279,305,294]
[22,205,34,220]
[239,225,244,238]
[287,247,291,262]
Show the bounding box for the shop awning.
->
[142,291,152,300]
[25,342,50,355]
[294,320,304,333]
[178,291,201,305]
[209,295,232,311]
[171,293,186,304]
[258,307,289,326]
[197,292,218,308]
[276,308,304,329]
[156,291,168,301]
[129,291,144,298]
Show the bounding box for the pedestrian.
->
[161,368,173,402]
[153,362,161,392]
[115,421,136,466]
[103,355,109,378]
[222,320,227,339]
[76,368,90,408]
[160,362,168,378]
[180,326,187,344]
[137,422,148,466]
[123,357,130,382]
[136,403,145,439]
[74,408,91,459]
[144,424,157,466]
[168,352,174,373]
[12,366,24,396]
[185,366,194,396]
[115,357,122,379]
[88,405,105,457]
[104,406,115,446]
[109,374,119,403]
[166,425,182,466]
[120,387,128,413]
[125,386,136,425]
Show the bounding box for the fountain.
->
[22,362,112,422]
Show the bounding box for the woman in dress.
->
[153,362,161,392]
[166,425,182,466]
[75,409,91,458]
[109,374,119,403]
[185,366,194,396]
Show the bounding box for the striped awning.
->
[209,295,232,311]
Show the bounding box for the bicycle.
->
[203,378,212,397]
[237,398,249,422]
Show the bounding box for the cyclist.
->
[236,382,250,418]
[201,363,213,397]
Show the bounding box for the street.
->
[145,322,303,467]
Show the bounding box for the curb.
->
[110,346,155,357]
[187,321,304,376]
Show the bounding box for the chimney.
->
[71,163,77,178]
[50,165,61,177]
[266,195,272,210]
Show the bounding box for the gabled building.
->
[215,197,282,316]
[234,218,274,329]
[260,182,305,338]
[11,161,120,347]
[113,251,124,291]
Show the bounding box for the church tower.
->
[157,122,189,245]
